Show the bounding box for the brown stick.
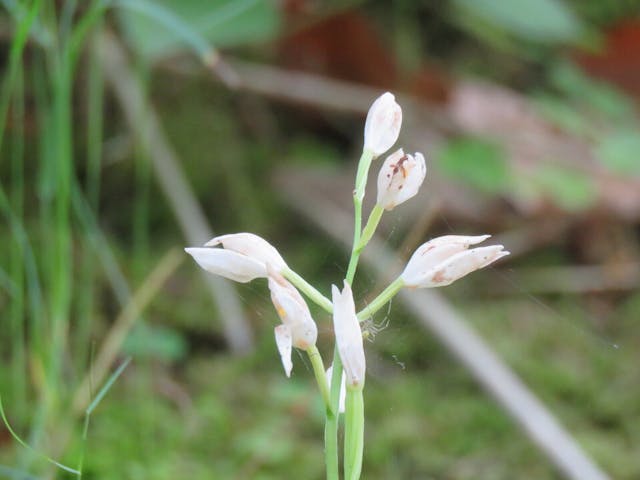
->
[99,31,254,354]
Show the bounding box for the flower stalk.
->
[307,345,331,412]
[325,347,342,480]
[357,276,405,322]
[344,387,364,480]
[345,148,375,282]
[356,204,384,252]
[283,267,333,314]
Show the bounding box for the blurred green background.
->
[1,0,640,478]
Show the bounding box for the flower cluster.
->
[185,91,509,480]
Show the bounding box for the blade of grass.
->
[0,0,41,156]
[131,64,151,282]
[72,249,183,414]
[74,24,105,374]
[9,54,26,424]
[0,397,80,475]
[100,31,254,353]
[76,357,132,477]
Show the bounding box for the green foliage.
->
[534,63,640,186]
[596,130,640,175]
[118,0,280,60]
[548,62,633,121]
[437,137,510,194]
[453,0,583,43]
[531,164,596,211]
[123,324,189,362]
[533,94,593,137]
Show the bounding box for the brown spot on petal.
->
[431,269,448,284]
[419,245,436,256]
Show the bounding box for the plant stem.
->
[344,388,364,480]
[356,204,384,252]
[325,348,342,480]
[283,268,333,314]
[325,148,375,480]
[357,277,404,322]
[307,346,331,412]
[345,149,374,282]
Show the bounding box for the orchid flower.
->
[401,235,509,288]
[376,149,427,211]
[268,267,318,377]
[185,232,286,283]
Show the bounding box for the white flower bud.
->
[401,235,509,288]
[332,282,366,390]
[268,268,317,350]
[376,149,426,210]
[185,233,287,283]
[364,92,402,156]
[184,247,266,283]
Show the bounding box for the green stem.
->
[325,349,342,480]
[307,346,331,412]
[326,148,374,479]
[345,149,374,282]
[357,277,404,322]
[344,388,364,480]
[283,268,333,314]
[345,199,363,282]
[354,148,375,204]
[356,204,384,252]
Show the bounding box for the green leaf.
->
[118,0,280,60]
[549,62,633,121]
[453,0,583,43]
[596,130,640,175]
[532,164,596,211]
[437,137,510,193]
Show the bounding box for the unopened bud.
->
[364,92,402,156]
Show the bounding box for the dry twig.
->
[99,31,254,354]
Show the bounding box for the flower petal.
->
[185,247,266,282]
[326,364,346,413]
[413,245,509,288]
[376,150,427,210]
[274,324,293,377]
[204,233,287,271]
[332,282,366,389]
[401,235,493,286]
[268,268,317,349]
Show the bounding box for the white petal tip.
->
[275,325,293,378]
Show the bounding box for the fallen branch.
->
[100,31,254,354]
